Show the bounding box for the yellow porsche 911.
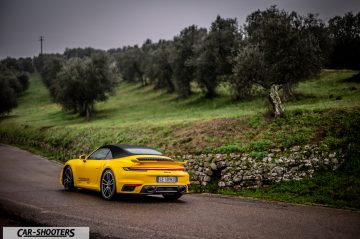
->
[60,144,190,200]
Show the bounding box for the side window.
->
[88,148,110,160]
[105,150,113,159]
[111,148,128,159]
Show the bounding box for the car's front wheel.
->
[162,193,182,201]
[101,169,116,200]
[63,166,75,191]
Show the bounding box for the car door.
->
[79,148,111,188]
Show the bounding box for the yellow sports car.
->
[60,144,190,200]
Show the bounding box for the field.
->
[1,70,359,154]
[1,69,360,208]
[4,70,360,128]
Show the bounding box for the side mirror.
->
[79,155,86,160]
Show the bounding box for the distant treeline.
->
[0,57,32,115]
[1,6,360,118]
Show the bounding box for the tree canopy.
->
[50,53,119,119]
[193,16,240,98]
[328,12,360,69]
[173,25,207,97]
[233,6,322,116]
[9,8,359,118]
[0,61,31,116]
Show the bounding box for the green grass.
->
[219,169,360,209]
[1,69,360,156]
[190,106,360,209]
[1,69,360,209]
[4,69,360,129]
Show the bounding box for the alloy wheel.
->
[101,170,115,199]
[63,167,73,190]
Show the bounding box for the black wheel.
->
[101,169,116,200]
[162,193,182,201]
[63,166,75,191]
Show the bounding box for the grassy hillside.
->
[4,70,360,129]
[1,69,360,208]
[1,70,359,155]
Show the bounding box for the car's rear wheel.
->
[63,166,75,191]
[101,169,116,200]
[162,193,182,201]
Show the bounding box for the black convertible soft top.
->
[99,144,163,158]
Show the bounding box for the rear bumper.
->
[139,185,187,194]
[116,170,190,194]
[120,184,188,194]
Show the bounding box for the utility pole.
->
[39,36,45,55]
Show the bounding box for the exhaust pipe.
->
[178,186,186,193]
[141,185,187,194]
[146,186,155,193]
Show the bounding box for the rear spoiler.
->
[131,158,186,166]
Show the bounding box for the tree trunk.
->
[166,78,175,93]
[282,82,294,101]
[73,102,78,113]
[269,84,284,117]
[86,103,91,120]
[79,102,86,117]
[181,85,191,98]
[205,84,216,99]
[140,74,146,86]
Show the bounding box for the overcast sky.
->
[0,0,359,59]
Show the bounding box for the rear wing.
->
[131,158,186,166]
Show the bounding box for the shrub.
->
[217,144,244,153]
[250,139,272,151]
[0,75,18,115]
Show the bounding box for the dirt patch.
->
[170,117,252,153]
[311,128,327,145]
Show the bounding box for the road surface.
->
[0,144,359,239]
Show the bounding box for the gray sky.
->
[0,0,359,59]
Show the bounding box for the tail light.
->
[123,167,147,171]
[123,167,185,171]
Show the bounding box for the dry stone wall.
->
[179,145,343,190]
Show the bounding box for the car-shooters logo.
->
[3,227,89,239]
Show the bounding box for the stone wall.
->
[179,145,344,190]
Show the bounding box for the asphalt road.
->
[0,144,359,239]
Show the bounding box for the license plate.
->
[157,176,177,183]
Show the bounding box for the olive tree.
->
[116,46,146,85]
[0,64,27,115]
[150,40,176,93]
[194,16,240,98]
[328,12,360,70]
[173,25,207,98]
[51,53,119,119]
[0,71,18,115]
[233,6,322,117]
[40,55,64,89]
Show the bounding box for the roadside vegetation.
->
[0,7,360,208]
[0,70,359,148]
[1,70,359,209]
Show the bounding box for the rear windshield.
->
[124,147,163,155]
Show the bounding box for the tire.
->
[63,166,75,191]
[162,193,182,201]
[101,169,116,200]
